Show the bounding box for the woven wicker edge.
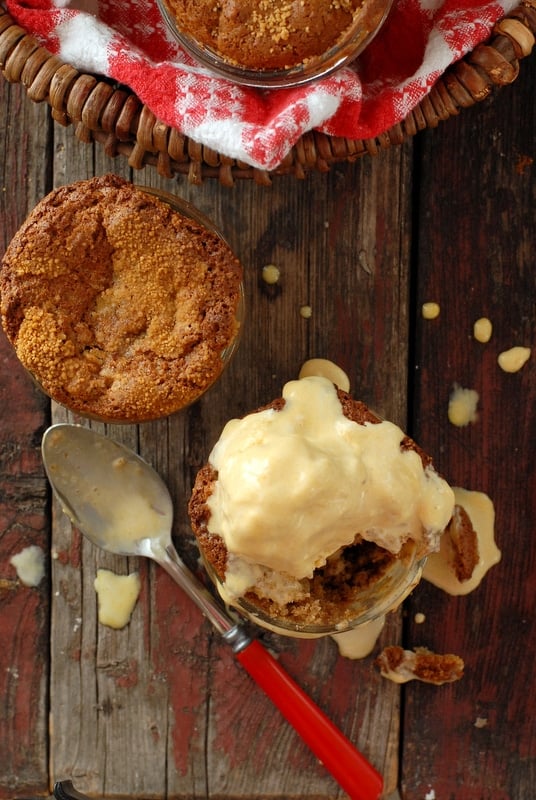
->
[1,2,535,185]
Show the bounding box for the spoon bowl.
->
[42,423,235,635]
[41,423,383,800]
[42,424,172,556]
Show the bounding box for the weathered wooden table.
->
[1,36,535,800]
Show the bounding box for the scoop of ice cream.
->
[206,376,454,586]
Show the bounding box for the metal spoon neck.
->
[156,541,243,639]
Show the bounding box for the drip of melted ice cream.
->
[423,487,500,595]
[207,376,454,596]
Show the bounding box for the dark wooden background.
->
[1,32,535,800]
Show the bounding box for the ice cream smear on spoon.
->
[42,431,172,554]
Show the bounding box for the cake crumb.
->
[422,302,440,320]
[497,346,531,373]
[445,504,480,582]
[414,612,426,624]
[300,305,313,319]
[165,0,365,71]
[423,487,500,596]
[474,716,488,728]
[375,645,464,685]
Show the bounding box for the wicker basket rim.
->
[1,1,535,184]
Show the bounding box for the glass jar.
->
[4,180,244,424]
[202,541,425,638]
[157,0,394,89]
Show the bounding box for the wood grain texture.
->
[43,121,414,798]
[0,79,51,798]
[1,39,534,800]
[402,46,536,800]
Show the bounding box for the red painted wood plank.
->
[0,331,50,797]
[403,50,536,800]
[0,77,51,797]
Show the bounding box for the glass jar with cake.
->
[157,0,395,88]
[188,374,456,638]
[0,175,245,424]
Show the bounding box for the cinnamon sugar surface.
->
[0,175,243,422]
[164,0,364,70]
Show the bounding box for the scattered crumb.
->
[10,545,45,587]
[375,645,464,685]
[448,384,479,427]
[422,302,440,320]
[262,264,280,284]
[94,569,141,629]
[497,346,531,373]
[425,790,436,800]
[299,305,312,319]
[424,487,501,596]
[474,717,488,728]
[473,317,493,343]
[515,154,533,175]
[298,358,350,392]
[0,577,19,596]
[414,612,426,624]
[445,504,480,582]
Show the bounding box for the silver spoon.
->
[42,423,383,800]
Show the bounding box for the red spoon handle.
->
[235,639,383,800]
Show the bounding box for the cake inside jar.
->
[164,0,372,71]
[189,376,455,629]
[0,175,243,422]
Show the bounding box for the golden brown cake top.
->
[0,175,243,421]
[165,0,364,71]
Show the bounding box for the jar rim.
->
[156,0,395,88]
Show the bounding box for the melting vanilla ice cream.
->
[331,616,386,659]
[94,569,141,629]
[423,487,500,595]
[10,545,45,587]
[298,358,351,392]
[206,377,454,593]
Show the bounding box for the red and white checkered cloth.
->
[8,0,518,170]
